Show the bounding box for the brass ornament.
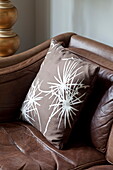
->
[0,0,20,57]
[0,29,20,57]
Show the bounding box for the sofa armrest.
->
[0,32,75,68]
[0,49,47,122]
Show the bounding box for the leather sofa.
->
[0,32,113,170]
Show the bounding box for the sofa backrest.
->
[0,32,112,155]
[67,34,113,154]
[69,34,113,62]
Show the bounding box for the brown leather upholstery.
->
[85,165,113,170]
[0,122,106,170]
[0,32,113,169]
[69,34,113,62]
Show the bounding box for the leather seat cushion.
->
[0,122,106,170]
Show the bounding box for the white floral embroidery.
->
[21,57,89,136]
[42,59,89,135]
[21,79,43,131]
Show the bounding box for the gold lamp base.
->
[0,0,20,57]
[0,29,20,57]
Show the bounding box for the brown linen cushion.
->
[106,124,113,164]
[91,85,113,153]
[21,39,99,149]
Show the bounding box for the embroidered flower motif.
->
[21,57,89,136]
[42,59,89,135]
[21,79,43,131]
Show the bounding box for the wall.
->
[11,0,113,53]
[11,0,36,53]
[73,0,113,47]
[50,0,113,47]
[35,0,50,45]
[50,0,74,37]
[11,0,50,52]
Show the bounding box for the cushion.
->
[91,85,113,153]
[21,39,99,149]
[0,122,106,170]
[106,124,113,164]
